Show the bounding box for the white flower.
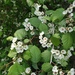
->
[17,41,23,47]
[16,46,24,53]
[70,68,75,75]
[25,18,29,22]
[31,72,36,75]
[34,10,44,16]
[67,50,72,58]
[52,66,58,72]
[70,46,74,51]
[23,45,28,50]
[51,48,56,54]
[39,35,43,39]
[40,31,44,36]
[17,57,23,63]
[48,23,54,28]
[46,43,52,48]
[59,71,64,75]
[43,37,48,42]
[59,27,66,33]
[25,67,31,74]
[27,22,31,27]
[23,22,27,27]
[55,50,60,56]
[30,31,35,35]
[34,3,41,11]
[58,54,64,59]
[73,1,75,7]
[63,10,67,15]
[69,13,73,17]
[61,50,66,54]
[68,27,73,32]
[25,27,29,31]
[67,8,73,13]
[29,26,33,30]
[12,37,17,43]
[38,16,46,23]
[42,43,47,48]
[10,43,16,50]
[39,39,43,44]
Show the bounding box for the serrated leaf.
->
[30,45,41,63]
[14,29,27,40]
[8,50,17,58]
[30,17,41,28]
[32,63,39,69]
[8,63,24,75]
[39,23,48,33]
[62,33,73,50]
[42,63,52,72]
[41,50,51,62]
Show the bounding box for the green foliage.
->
[23,50,31,61]
[14,29,27,40]
[8,49,17,58]
[30,17,41,28]
[42,63,52,72]
[30,45,41,63]
[50,8,64,22]
[51,35,60,46]
[62,33,73,50]
[24,39,30,43]
[8,63,24,75]
[41,50,51,62]
[39,23,48,33]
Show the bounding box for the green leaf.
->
[51,36,60,46]
[41,50,51,62]
[0,31,3,37]
[30,17,41,28]
[23,50,31,61]
[30,45,41,63]
[53,33,60,39]
[39,23,48,33]
[26,0,34,7]
[8,50,17,58]
[62,33,73,50]
[14,29,27,40]
[60,59,68,67]
[7,36,13,41]
[8,63,24,75]
[50,8,64,22]
[45,10,54,15]
[42,63,52,72]
[32,63,39,69]
[24,39,30,43]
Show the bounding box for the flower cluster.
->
[10,37,28,53]
[21,67,36,75]
[39,31,52,48]
[51,47,74,64]
[23,18,35,35]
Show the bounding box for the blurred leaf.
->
[42,63,52,72]
[7,36,13,41]
[23,50,31,61]
[30,17,41,28]
[41,50,51,62]
[30,45,41,63]
[8,63,24,75]
[14,29,27,40]
[8,49,17,58]
[39,23,48,33]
